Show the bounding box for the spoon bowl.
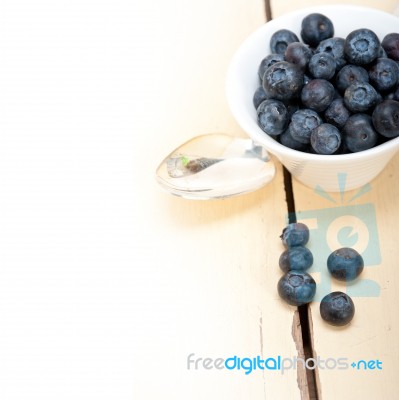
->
[155,133,275,199]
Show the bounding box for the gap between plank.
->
[263,2,320,397]
[264,0,272,21]
[283,167,319,400]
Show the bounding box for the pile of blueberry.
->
[254,13,399,154]
[278,222,364,326]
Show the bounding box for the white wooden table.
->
[147,0,399,399]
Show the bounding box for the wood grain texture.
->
[144,0,303,398]
[291,153,399,399]
[271,0,398,17]
[269,2,399,398]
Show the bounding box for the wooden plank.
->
[269,1,399,398]
[146,0,305,399]
[271,0,398,17]
[0,1,307,399]
[291,153,399,399]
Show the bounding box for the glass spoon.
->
[155,133,276,199]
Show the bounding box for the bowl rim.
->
[226,4,399,164]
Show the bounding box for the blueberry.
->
[372,100,399,138]
[258,53,285,82]
[278,271,316,306]
[324,98,351,128]
[335,64,369,93]
[392,85,399,101]
[368,58,399,92]
[378,46,388,58]
[285,101,301,118]
[327,247,364,281]
[310,123,341,155]
[289,108,323,144]
[253,16,399,158]
[335,140,352,155]
[333,88,342,100]
[279,128,309,152]
[263,61,304,101]
[308,52,336,80]
[301,79,335,112]
[257,99,289,136]
[344,82,379,113]
[320,292,355,326]
[381,32,399,61]
[316,37,346,70]
[303,74,312,86]
[253,86,269,109]
[279,246,314,273]
[343,114,378,152]
[280,222,309,247]
[270,29,300,55]
[284,42,313,71]
[384,86,399,101]
[344,28,380,65]
[301,13,334,48]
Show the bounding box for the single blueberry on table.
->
[344,28,380,65]
[315,37,346,70]
[344,82,379,113]
[327,247,364,281]
[257,99,289,136]
[289,108,323,144]
[343,114,378,152]
[262,61,304,101]
[372,100,399,138]
[279,246,314,273]
[301,78,335,112]
[300,13,334,48]
[278,271,316,306]
[280,222,309,248]
[279,128,309,152]
[308,52,336,80]
[335,64,369,93]
[270,29,300,55]
[284,42,313,71]
[368,57,399,92]
[258,53,285,82]
[253,86,269,109]
[320,292,355,326]
[310,123,341,155]
[381,32,399,61]
[324,98,351,129]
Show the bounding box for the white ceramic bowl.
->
[226,5,399,192]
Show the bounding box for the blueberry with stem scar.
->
[327,247,364,281]
[320,291,355,326]
[278,271,316,306]
[280,222,310,247]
